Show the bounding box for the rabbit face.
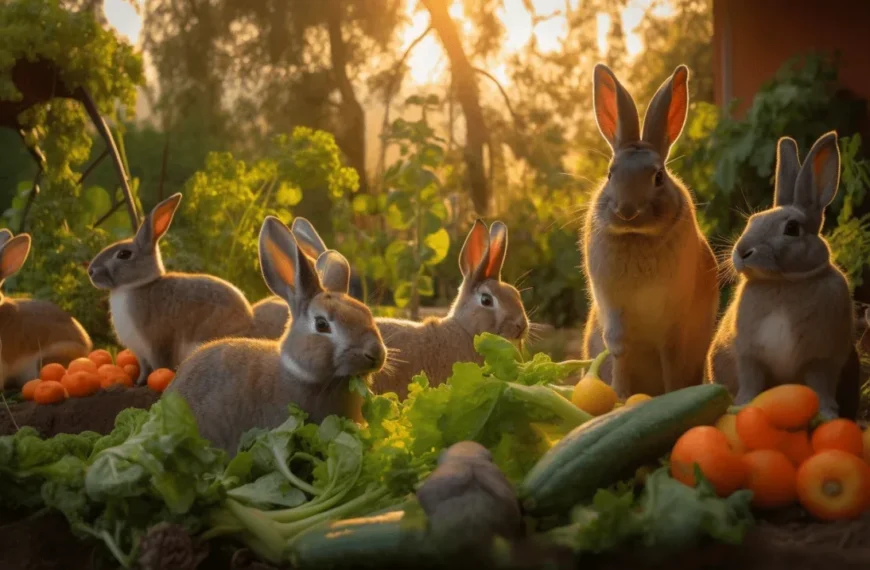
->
[449,220,529,340]
[596,145,683,236]
[453,279,528,340]
[732,206,831,279]
[259,217,386,384]
[88,194,182,291]
[732,132,842,281]
[591,64,691,237]
[282,292,386,381]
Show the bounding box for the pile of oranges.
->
[670,384,870,521]
[21,349,176,405]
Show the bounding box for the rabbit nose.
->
[740,248,755,260]
[614,202,639,221]
[363,343,386,368]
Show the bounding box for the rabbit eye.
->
[654,169,664,187]
[783,220,801,237]
[314,317,331,334]
[480,293,494,307]
[116,249,132,260]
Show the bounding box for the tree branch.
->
[472,67,519,125]
[420,0,491,214]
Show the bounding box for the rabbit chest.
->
[109,290,154,364]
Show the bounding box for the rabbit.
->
[707,133,854,419]
[165,216,387,454]
[0,229,93,389]
[581,63,719,399]
[250,217,530,399]
[87,193,255,386]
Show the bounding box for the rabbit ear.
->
[482,221,508,281]
[259,216,323,313]
[641,65,689,158]
[291,217,328,260]
[315,250,351,294]
[136,193,182,249]
[593,63,640,151]
[459,219,489,279]
[0,233,31,281]
[0,228,12,249]
[794,131,840,229]
[773,137,801,207]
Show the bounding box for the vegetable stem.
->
[506,383,593,428]
[275,486,392,537]
[274,451,321,496]
[586,349,610,378]
[225,499,286,564]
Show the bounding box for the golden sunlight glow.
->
[101,0,676,85]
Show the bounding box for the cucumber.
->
[288,509,440,569]
[518,383,731,516]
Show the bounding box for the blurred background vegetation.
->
[0,0,869,355]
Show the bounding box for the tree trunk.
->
[421,0,491,215]
[325,0,369,195]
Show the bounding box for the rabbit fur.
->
[166,216,387,454]
[87,193,255,386]
[0,230,92,389]
[582,63,719,398]
[250,217,529,399]
[707,133,854,419]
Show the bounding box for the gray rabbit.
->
[707,133,854,419]
[87,193,255,385]
[582,64,719,398]
[167,217,387,453]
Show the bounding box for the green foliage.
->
[378,96,452,316]
[680,53,866,241]
[0,0,143,181]
[826,135,870,291]
[168,127,358,303]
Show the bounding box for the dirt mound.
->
[0,387,160,437]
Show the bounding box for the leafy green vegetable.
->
[546,467,754,554]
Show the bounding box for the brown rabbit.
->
[166,217,387,453]
[707,133,854,419]
[87,193,255,385]
[250,218,530,399]
[582,63,719,398]
[0,230,93,389]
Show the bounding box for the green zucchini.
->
[518,383,732,516]
[288,509,440,569]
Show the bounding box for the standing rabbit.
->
[0,230,93,389]
[87,193,255,386]
[166,217,387,453]
[707,133,854,419]
[582,64,719,398]
[250,217,530,399]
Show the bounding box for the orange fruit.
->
[33,381,68,404]
[811,419,864,458]
[123,364,140,381]
[777,430,813,467]
[625,394,652,407]
[67,357,98,375]
[39,363,66,383]
[670,426,746,497]
[101,370,133,389]
[741,449,797,509]
[115,349,139,369]
[22,379,42,400]
[571,375,618,416]
[735,406,787,450]
[750,384,819,430]
[98,364,126,378]
[796,450,870,521]
[88,349,114,368]
[714,414,746,453]
[61,371,102,398]
[147,368,176,392]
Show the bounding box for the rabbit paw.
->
[135,367,151,387]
